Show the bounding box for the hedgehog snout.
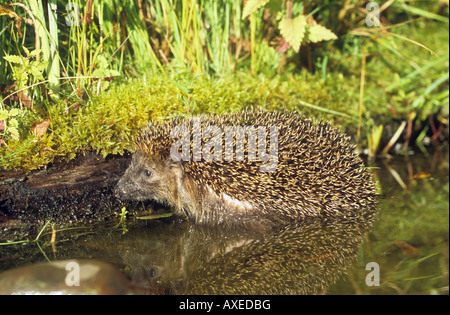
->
[114,180,127,199]
[113,184,121,199]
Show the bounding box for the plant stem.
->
[357,53,366,143]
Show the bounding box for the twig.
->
[10,2,40,61]
[383,160,408,190]
[1,75,117,103]
[379,121,407,157]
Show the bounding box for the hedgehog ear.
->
[165,155,183,170]
[170,160,183,171]
[168,159,185,178]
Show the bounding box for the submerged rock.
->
[0,259,137,295]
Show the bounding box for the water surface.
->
[0,150,448,294]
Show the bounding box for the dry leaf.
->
[394,240,420,257]
[18,90,32,109]
[31,120,51,137]
[276,37,290,54]
[411,172,430,180]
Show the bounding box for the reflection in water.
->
[94,206,376,294]
[0,206,377,294]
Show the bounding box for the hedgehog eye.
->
[144,169,153,177]
[149,268,158,278]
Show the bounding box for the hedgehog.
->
[114,110,377,227]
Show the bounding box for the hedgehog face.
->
[114,150,181,206]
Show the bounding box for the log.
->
[0,152,133,240]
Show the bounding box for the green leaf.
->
[92,69,121,77]
[6,119,19,141]
[30,62,46,80]
[106,70,121,77]
[34,61,48,72]
[13,70,28,87]
[29,49,42,58]
[398,2,449,23]
[136,213,173,220]
[173,81,191,95]
[3,55,23,64]
[0,110,8,120]
[307,24,337,43]
[242,0,270,19]
[95,55,109,70]
[266,0,283,12]
[9,108,20,117]
[9,128,20,141]
[279,15,307,53]
[8,117,18,129]
[23,46,30,57]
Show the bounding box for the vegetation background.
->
[0,0,448,170]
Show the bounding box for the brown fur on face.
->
[115,151,182,205]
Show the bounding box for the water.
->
[0,150,448,294]
[331,150,449,295]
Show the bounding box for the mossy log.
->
[0,153,132,240]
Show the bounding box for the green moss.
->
[1,72,362,171]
